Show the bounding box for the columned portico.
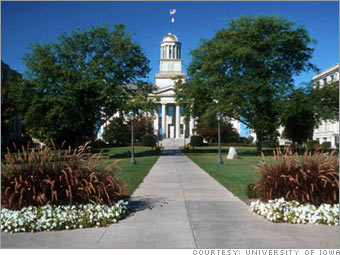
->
[150,33,191,140]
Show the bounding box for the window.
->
[323,78,327,85]
[158,106,162,117]
[180,124,184,134]
[315,81,320,88]
[331,75,334,81]
[180,106,184,116]
[168,105,174,116]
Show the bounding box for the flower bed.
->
[1,200,128,233]
[250,198,339,225]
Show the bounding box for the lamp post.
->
[216,112,223,164]
[129,112,136,165]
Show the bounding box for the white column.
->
[174,45,177,59]
[162,104,166,138]
[154,110,159,136]
[176,105,180,138]
[190,117,195,136]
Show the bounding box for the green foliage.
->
[175,15,317,153]
[1,142,125,210]
[254,148,339,205]
[190,136,203,148]
[141,134,156,150]
[312,81,339,121]
[246,184,259,199]
[102,115,154,146]
[281,87,317,146]
[196,119,239,143]
[102,117,130,146]
[322,141,331,149]
[127,115,154,142]
[10,24,152,146]
[307,140,320,149]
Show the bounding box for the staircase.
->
[158,138,189,148]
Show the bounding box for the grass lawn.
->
[96,146,161,196]
[184,146,273,203]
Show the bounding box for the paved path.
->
[2,148,339,248]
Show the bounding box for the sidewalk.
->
[1,147,339,248]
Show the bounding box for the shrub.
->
[190,136,203,149]
[102,117,130,146]
[141,134,156,150]
[1,141,125,210]
[246,183,259,199]
[254,147,339,206]
[91,139,109,149]
[307,140,320,149]
[322,141,331,149]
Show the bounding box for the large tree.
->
[10,24,152,146]
[281,87,316,147]
[281,81,339,147]
[175,15,317,153]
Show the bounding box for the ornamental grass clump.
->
[254,147,339,206]
[1,141,125,210]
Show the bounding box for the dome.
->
[162,33,178,42]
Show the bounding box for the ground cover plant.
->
[1,142,125,210]
[1,201,128,233]
[1,143,160,233]
[254,147,339,205]
[250,197,339,225]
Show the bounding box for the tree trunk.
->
[256,133,262,155]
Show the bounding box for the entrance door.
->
[169,125,175,138]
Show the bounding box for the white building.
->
[312,63,339,148]
[149,33,241,141]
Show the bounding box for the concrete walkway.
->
[2,148,339,248]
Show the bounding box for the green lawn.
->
[97,146,161,196]
[184,146,272,202]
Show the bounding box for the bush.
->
[141,134,156,150]
[254,147,339,205]
[322,141,331,149]
[1,141,125,210]
[246,183,259,199]
[190,136,203,149]
[102,117,130,146]
[307,140,320,149]
[91,139,109,149]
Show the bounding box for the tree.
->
[281,87,317,147]
[102,117,130,146]
[127,114,154,142]
[196,119,239,143]
[282,81,339,148]
[102,114,154,146]
[11,24,152,146]
[312,81,339,121]
[175,15,317,153]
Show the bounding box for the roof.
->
[162,33,178,43]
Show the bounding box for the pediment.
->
[150,85,175,96]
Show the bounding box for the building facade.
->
[312,63,339,148]
[149,33,241,140]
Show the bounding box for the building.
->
[312,63,339,148]
[97,32,241,142]
[149,33,241,141]
[1,61,23,148]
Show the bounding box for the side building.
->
[312,63,339,148]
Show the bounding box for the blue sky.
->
[2,1,339,136]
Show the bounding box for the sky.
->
[2,1,339,137]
